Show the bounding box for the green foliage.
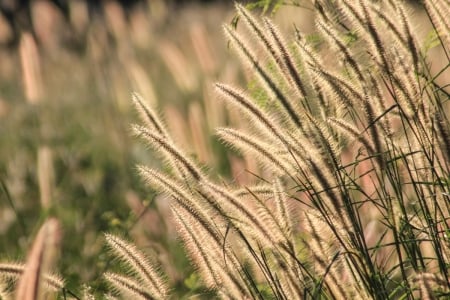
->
[422,29,442,53]
[245,0,284,15]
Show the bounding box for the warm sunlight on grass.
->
[1,0,449,298]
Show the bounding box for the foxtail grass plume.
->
[128,1,450,298]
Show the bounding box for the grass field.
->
[0,1,239,296]
[1,0,450,299]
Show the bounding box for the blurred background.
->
[0,0,247,294]
[0,0,447,296]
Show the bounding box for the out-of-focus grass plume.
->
[0,0,240,293]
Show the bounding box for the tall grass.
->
[0,1,232,295]
[2,0,450,299]
[128,1,450,298]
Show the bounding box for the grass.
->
[1,0,450,299]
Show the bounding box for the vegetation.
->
[1,0,450,299]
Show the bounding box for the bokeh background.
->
[0,0,447,296]
[0,0,284,295]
